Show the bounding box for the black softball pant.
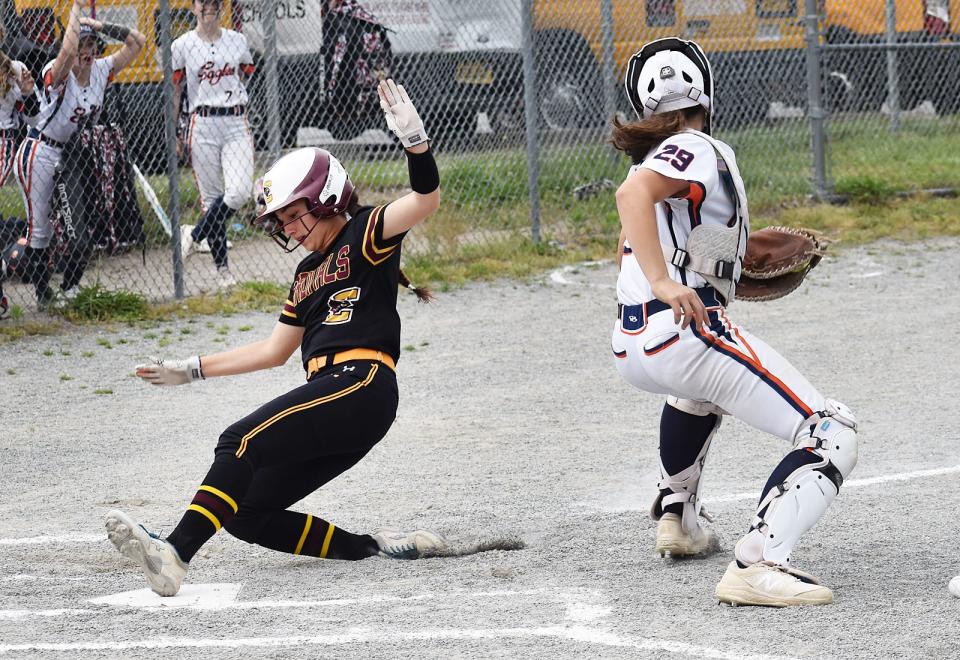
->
[166,359,397,562]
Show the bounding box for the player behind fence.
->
[173,0,255,289]
[611,38,858,607]
[0,26,40,319]
[14,0,144,307]
[105,79,444,596]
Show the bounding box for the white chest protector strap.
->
[660,129,750,304]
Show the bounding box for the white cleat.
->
[371,528,448,559]
[715,560,833,607]
[217,266,237,290]
[655,512,719,558]
[180,224,197,259]
[105,509,187,597]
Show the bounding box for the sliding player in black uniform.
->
[105,79,444,596]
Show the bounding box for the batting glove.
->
[378,79,428,148]
[135,356,204,386]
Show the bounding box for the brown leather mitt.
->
[737,226,829,302]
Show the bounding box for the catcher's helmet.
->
[625,38,714,133]
[253,147,355,252]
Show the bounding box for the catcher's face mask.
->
[266,200,332,253]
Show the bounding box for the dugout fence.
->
[1,0,958,312]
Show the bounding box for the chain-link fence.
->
[1,0,959,315]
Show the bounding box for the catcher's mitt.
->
[737,226,830,302]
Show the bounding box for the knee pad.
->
[796,399,858,480]
[650,399,722,534]
[737,399,858,565]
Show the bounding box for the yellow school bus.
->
[530,0,960,128]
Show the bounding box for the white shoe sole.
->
[655,531,719,558]
[105,510,183,597]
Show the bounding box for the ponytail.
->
[610,106,706,164]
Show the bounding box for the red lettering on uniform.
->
[290,247,352,306]
[198,61,237,85]
[334,245,351,279]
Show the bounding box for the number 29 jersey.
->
[617,131,740,306]
[278,205,406,369]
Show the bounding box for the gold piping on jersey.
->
[362,206,397,266]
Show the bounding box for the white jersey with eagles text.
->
[617,130,746,306]
[35,56,114,144]
[0,60,29,129]
[172,29,254,112]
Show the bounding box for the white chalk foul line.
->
[0,534,101,546]
[706,463,960,505]
[87,585,542,611]
[0,626,796,660]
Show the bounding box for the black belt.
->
[195,105,246,117]
[618,286,723,321]
[27,128,65,149]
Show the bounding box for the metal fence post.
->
[521,0,540,242]
[804,0,828,200]
[885,0,900,132]
[600,0,616,125]
[158,0,183,299]
[264,0,281,161]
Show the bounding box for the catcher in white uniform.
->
[611,38,858,607]
[14,0,144,307]
[172,0,256,289]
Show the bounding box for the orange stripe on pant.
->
[697,318,813,418]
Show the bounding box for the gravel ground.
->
[1,238,958,659]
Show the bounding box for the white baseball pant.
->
[188,114,254,213]
[611,296,825,441]
[15,136,62,249]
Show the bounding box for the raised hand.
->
[378,78,428,148]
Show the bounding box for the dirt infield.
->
[1,238,958,658]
